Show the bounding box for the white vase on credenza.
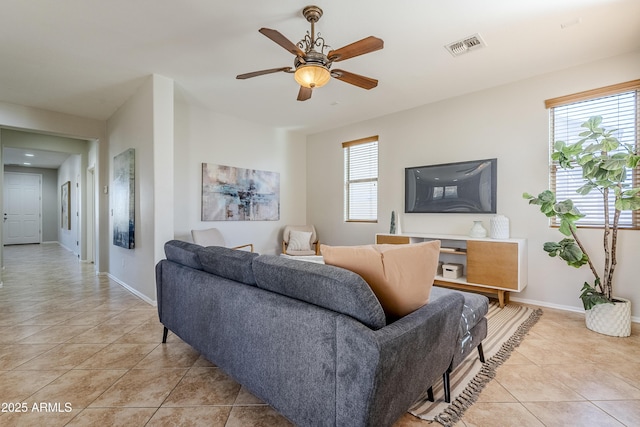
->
[468,221,487,238]
[490,215,510,239]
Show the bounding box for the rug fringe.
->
[433,307,543,427]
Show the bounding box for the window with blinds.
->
[343,136,378,222]
[546,80,640,228]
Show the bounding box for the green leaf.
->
[554,199,575,213]
[616,196,640,211]
[543,238,587,267]
[554,140,567,151]
[601,136,620,152]
[576,183,597,195]
[580,282,612,310]
[538,190,555,203]
[601,158,626,171]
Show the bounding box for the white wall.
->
[173,99,307,255]
[107,75,167,303]
[307,51,640,318]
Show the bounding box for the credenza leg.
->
[498,290,506,308]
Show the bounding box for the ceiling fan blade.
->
[297,86,312,101]
[259,28,305,57]
[328,36,383,62]
[331,70,378,90]
[236,67,292,80]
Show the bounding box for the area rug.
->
[409,302,543,426]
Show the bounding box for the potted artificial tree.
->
[524,116,640,337]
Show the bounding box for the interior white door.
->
[3,172,41,245]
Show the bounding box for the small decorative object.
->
[442,263,463,279]
[490,215,510,239]
[468,220,487,238]
[390,211,396,234]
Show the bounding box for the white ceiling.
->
[3,147,71,169]
[0,0,639,137]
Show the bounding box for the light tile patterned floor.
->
[0,243,638,426]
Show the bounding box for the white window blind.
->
[343,136,378,222]
[547,80,640,228]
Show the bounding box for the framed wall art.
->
[113,148,135,249]
[61,181,71,230]
[201,163,280,221]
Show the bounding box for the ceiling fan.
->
[236,5,384,101]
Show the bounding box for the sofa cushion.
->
[164,240,203,270]
[197,246,259,285]
[430,286,489,337]
[252,255,386,330]
[321,241,441,318]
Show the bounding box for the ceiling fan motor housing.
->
[302,5,323,23]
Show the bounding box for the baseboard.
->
[107,273,157,307]
[510,296,639,324]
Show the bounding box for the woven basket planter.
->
[585,297,631,337]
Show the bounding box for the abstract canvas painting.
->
[202,163,280,221]
[113,148,135,249]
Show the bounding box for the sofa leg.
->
[162,326,168,343]
[427,386,434,402]
[443,369,451,403]
[477,343,485,363]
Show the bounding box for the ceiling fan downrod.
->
[297,5,328,55]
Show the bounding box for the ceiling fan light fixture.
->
[294,64,331,88]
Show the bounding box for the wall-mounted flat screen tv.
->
[405,158,497,213]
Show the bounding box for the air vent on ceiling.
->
[445,33,486,57]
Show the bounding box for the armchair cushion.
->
[321,241,441,318]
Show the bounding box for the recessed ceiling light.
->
[23,162,31,165]
[25,153,35,157]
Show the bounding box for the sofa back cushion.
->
[321,241,441,319]
[252,255,386,330]
[197,246,259,285]
[164,240,203,270]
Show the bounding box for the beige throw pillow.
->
[288,230,312,251]
[321,241,441,318]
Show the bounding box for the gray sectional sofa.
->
[155,240,466,427]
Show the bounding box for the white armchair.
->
[282,225,319,256]
[191,228,254,252]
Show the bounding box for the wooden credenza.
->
[375,233,527,307]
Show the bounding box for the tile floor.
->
[0,243,638,426]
